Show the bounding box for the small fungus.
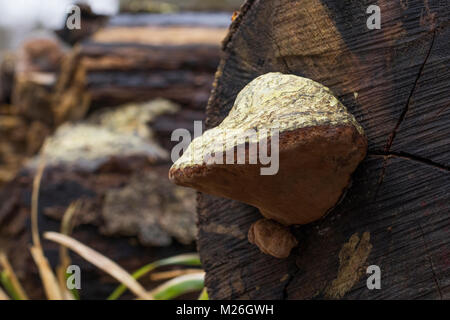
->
[248,219,298,259]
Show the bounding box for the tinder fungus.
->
[169,72,367,257]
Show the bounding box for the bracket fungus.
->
[169,72,367,258]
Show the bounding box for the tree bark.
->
[197,0,449,299]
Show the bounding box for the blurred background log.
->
[0,11,229,185]
[0,39,62,185]
[70,42,220,110]
[52,12,228,131]
[198,0,450,299]
[0,100,198,299]
[0,7,230,299]
[118,0,243,13]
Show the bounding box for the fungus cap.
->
[169,72,367,226]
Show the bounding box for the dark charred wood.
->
[198,0,450,299]
[0,54,15,105]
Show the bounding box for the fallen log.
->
[52,14,229,118]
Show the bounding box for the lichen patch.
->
[324,231,372,299]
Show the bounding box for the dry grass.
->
[29,246,63,300]
[56,202,81,299]
[149,268,204,281]
[29,158,64,299]
[0,252,28,300]
[0,160,206,300]
[31,159,45,247]
[44,232,153,300]
[0,287,9,300]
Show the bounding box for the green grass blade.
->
[107,253,201,300]
[0,253,28,300]
[152,272,205,300]
[198,287,209,300]
[0,271,23,300]
[65,271,80,300]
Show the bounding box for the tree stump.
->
[197,0,449,299]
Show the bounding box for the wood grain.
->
[198,0,449,299]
